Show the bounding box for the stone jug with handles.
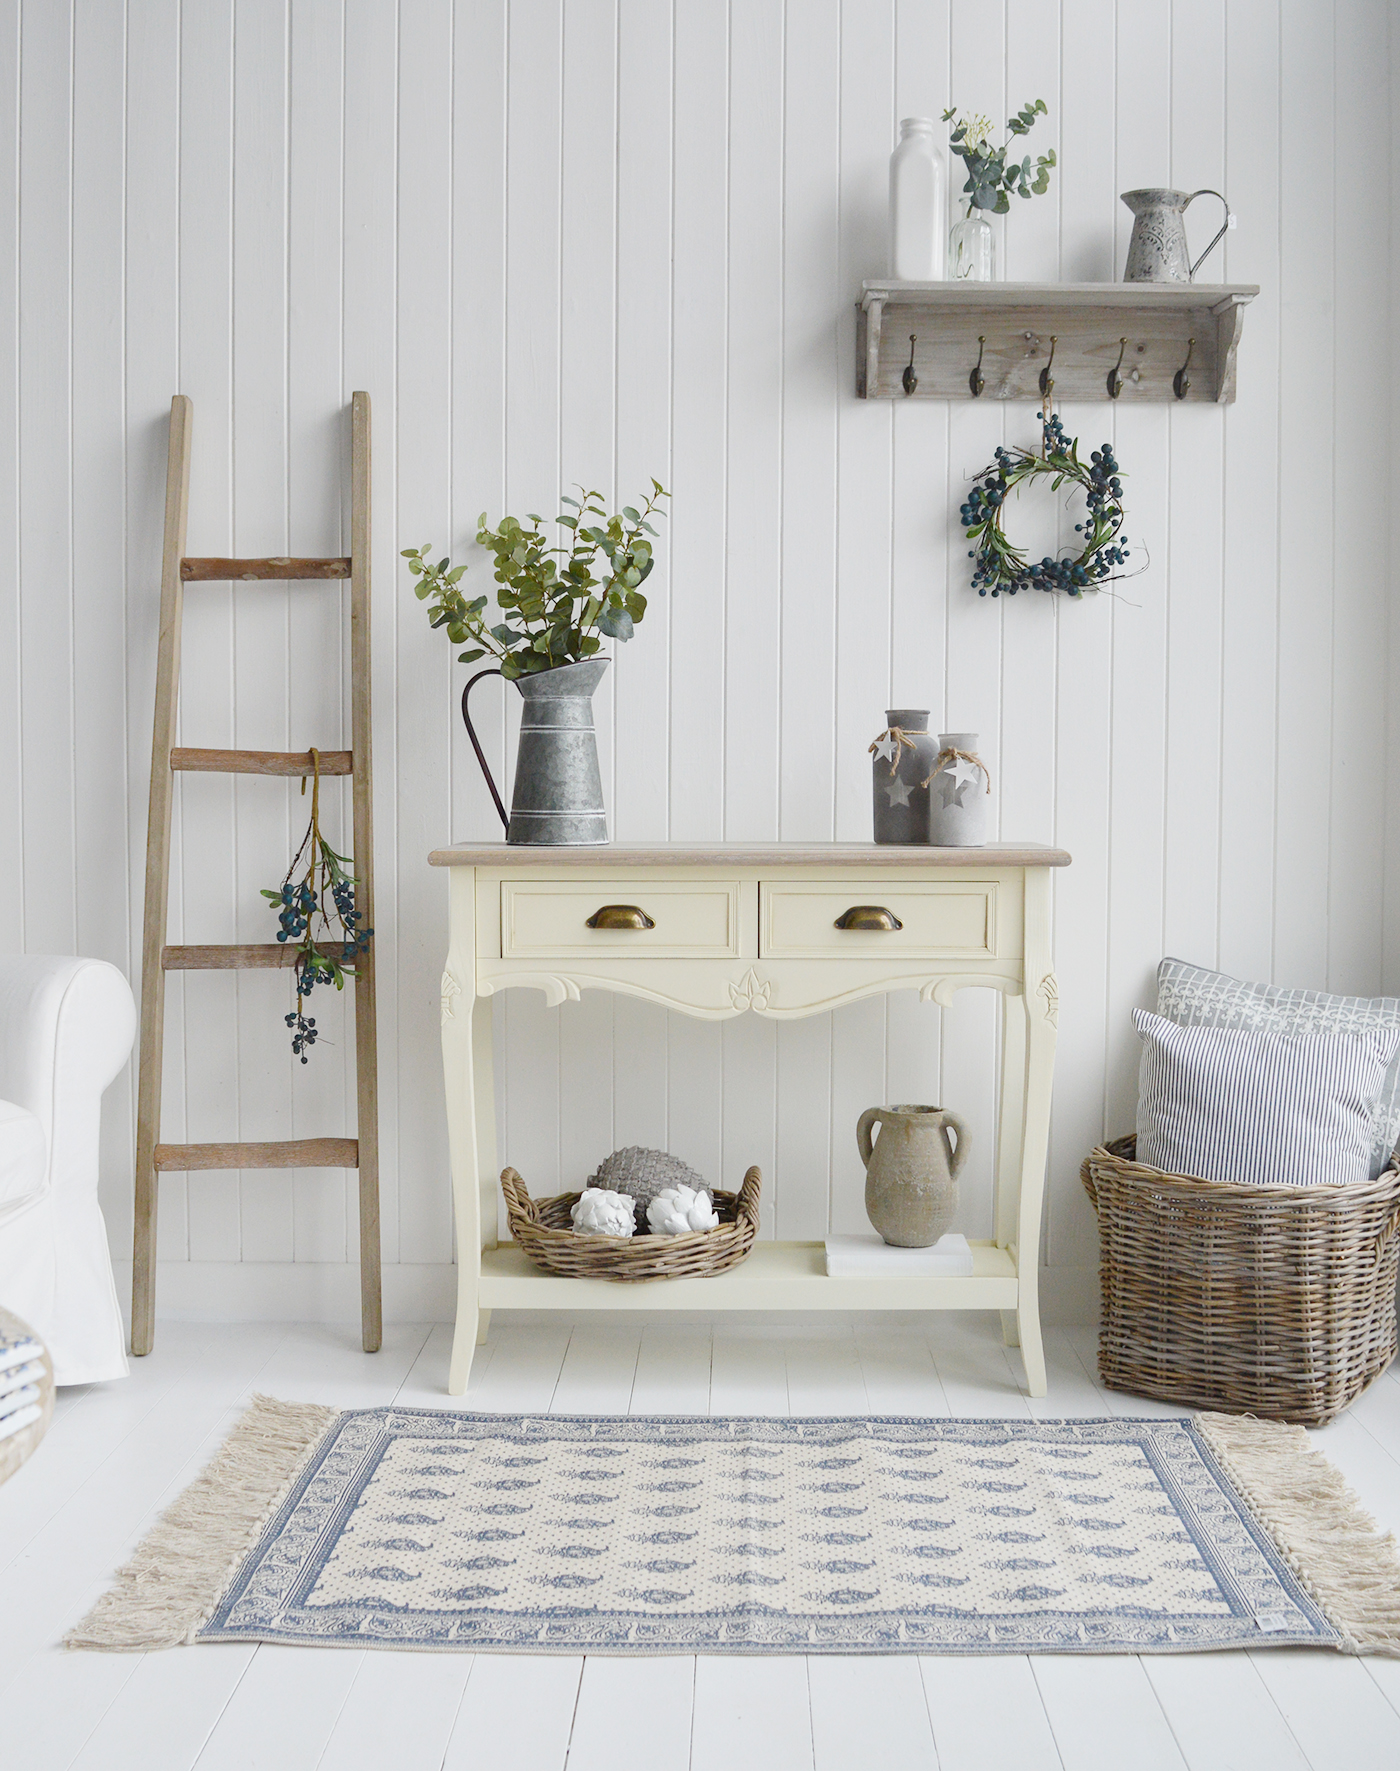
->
[857,1104,968,1248]
[1121,187,1232,283]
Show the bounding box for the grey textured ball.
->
[587,1146,709,1234]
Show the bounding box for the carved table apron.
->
[428,843,1070,1396]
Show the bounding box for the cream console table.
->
[429,842,1070,1397]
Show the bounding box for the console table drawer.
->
[759,879,998,959]
[501,879,741,959]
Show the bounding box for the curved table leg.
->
[997,993,1027,1349]
[1015,868,1056,1398]
[1014,980,1053,1397]
[443,871,489,1396]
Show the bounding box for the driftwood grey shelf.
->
[856,281,1258,404]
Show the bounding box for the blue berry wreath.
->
[960,412,1134,598]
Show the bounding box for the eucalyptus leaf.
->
[596,605,634,640]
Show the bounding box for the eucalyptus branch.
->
[942,99,1056,213]
[404,480,669,681]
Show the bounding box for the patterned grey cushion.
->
[1156,957,1400,1179]
[1133,1010,1400,1188]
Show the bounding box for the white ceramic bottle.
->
[888,118,946,280]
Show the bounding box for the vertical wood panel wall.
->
[0,0,1391,1321]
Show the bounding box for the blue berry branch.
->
[959,412,1139,599]
[260,749,372,1063]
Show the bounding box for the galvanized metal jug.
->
[462,657,609,846]
[1121,187,1231,283]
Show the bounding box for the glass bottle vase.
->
[948,202,996,282]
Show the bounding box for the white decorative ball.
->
[646,1185,720,1236]
[570,1186,637,1237]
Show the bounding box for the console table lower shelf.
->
[430,842,1071,1400]
[479,1237,1020,1311]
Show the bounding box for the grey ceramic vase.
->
[857,1104,968,1248]
[927,730,988,847]
[871,708,937,844]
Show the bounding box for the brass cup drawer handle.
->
[586,904,656,931]
[834,905,904,932]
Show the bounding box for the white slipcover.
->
[0,956,136,1384]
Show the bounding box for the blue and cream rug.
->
[68,1398,1400,1656]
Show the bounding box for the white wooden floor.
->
[5,1313,1400,1771]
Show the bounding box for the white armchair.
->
[0,956,136,1384]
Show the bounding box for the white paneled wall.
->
[0,0,1392,1323]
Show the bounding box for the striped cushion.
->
[1133,1009,1400,1188]
[1156,958,1400,1178]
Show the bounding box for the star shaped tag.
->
[872,731,899,764]
[947,756,982,794]
[884,775,914,808]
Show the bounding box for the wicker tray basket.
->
[1082,1135,1400,1426]
[500,1165,762,1282]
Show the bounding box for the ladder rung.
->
[182,557,351,581]
[154,1138,359,1171]
[171,747,353,776]
[162,943,345,970]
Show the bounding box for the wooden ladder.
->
[132,393,381,1356]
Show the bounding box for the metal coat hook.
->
[1173,337,1195,400]
[969,335,986,398]
[1038,335,1058,398]
[1107,337,1128,400]
[902,334,918,396]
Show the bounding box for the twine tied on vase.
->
[922,746,992,795]
[868,727,918,776]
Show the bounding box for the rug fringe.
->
[64,1393,337,1652]
[1194,1410,1400,1657]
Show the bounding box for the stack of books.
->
[0,1327,45,1445]
[824,1232,974,1277]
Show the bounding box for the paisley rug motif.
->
[68,1398,1400,1656]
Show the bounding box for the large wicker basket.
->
[501,1165,761,1282]
[1082,1135,1400,1425]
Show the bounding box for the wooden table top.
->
[428,841,1072,869]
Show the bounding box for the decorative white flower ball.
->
[570,1186,637,1238]
[646,1185,720,1236]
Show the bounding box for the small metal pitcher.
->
[1121,187,1231,283]
[462,657,609,846]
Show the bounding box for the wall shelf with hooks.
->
[856,281,1258,404]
